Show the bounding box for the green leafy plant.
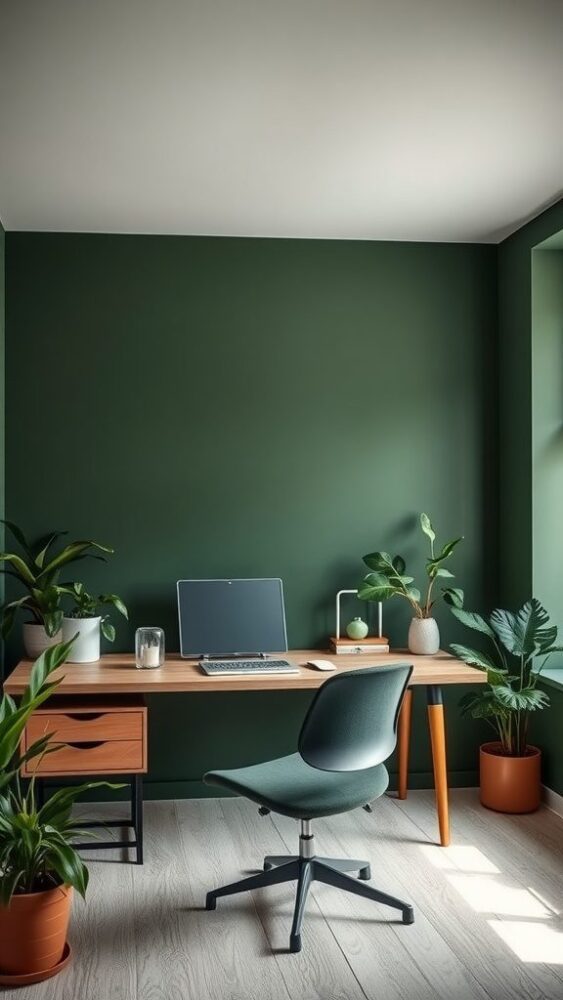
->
[358,513,463,619]
[453,598,561,756]
[0,640,121,904]
[0,521,113,638]
[62,583,128,642]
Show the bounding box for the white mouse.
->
[307,659,337,672]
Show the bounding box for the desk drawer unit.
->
[21,697,147,865]
[22,699,147,777]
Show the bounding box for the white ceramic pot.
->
[408,617,440,655]
[62,616,101,663]
[22,623,62,658]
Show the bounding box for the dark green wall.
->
[497,200,563,607]
[0,218,4,662]
[531,249,563,646]
[498,198,563,795]
[5,233,496,795]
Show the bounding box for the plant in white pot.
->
[61,583,128,662]
[0,522,112,658]
[358,513,463,654]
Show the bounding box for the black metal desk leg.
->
[132,775,144,865]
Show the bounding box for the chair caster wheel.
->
[359,865,371,880]
[290,934,302,953]
[402,906,414,925]
[206,894,217,911]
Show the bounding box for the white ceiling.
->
[0,0,561,243]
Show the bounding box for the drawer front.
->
[23,739,144,776]
[26,710,144,745]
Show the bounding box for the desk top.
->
[4,649,485,695]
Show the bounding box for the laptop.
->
[176,578,298,675]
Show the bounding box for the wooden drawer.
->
[24,739,144,776]
[21,697,147,776]
[26,709,144,745]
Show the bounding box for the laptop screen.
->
[177,578,288,657]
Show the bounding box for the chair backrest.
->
[298,663,413,772]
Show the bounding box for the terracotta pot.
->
[480,742,541,814]
[0,884,72,977]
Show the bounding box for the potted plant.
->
[358,513,463,654]
[452,598,560,813]
[0,521,112,657]
[0,640,120,982]
[61,583,128,662]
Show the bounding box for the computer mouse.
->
[307,659,337,671]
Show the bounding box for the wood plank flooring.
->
[6,790,563,1000]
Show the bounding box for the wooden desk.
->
[5,650,485,847]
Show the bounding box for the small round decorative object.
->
[346,617,369,640]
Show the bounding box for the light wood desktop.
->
[5,649,485,847]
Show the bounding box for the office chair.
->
[204,663,414,953]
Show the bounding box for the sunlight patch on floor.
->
[489,920,563,964]
[419,844,499,873]
[419,842,562,965]
[447,875,552,918]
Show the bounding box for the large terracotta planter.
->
[0,884,72,978]
[480,742,541,814]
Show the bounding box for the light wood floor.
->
[8,790,563,1000]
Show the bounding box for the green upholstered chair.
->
[204,663,415,953]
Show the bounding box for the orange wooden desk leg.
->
[397,688,413,800]
[427,685,450,847]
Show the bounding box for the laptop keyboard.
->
[200,659,298,676]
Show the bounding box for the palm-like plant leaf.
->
[451,607,496,639]
[491,599,555,657]
[492,685,549,712]
[450,643,505,673]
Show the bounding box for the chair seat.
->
[204,753,389,819]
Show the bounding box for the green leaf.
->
[428,537,463,569]
[38,781,124,828]
[404,586,421,603]
[420,513,435,544]
[451,607,495,638]
[362,551,395,573]
[0,867,24,906]
[34,531,68,569]
[99,594,128,619]
[429,567,455,580]
[492,685,550,712]
[450,643,504,673]
[0,597,32,638]
[0,552,36,585]
[442,587,464,608]
[491,599,556,657]
[357,573,396,602]
[101,621,116,642]
[1,520,32,551]
[43,611,63,637]
[48,841,89,898]
[37,541,113,581]
[392,556,406,575]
